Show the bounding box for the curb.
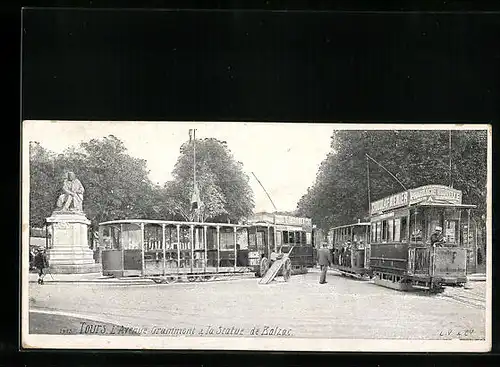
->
[467,278,486,282]
[29,279,154,285]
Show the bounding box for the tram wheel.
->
[259,257,269,277]
[165,276,179,284]
[187,276,197,282]
[282,258,292,282]
[201,275,214,281]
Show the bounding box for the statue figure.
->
[56,171,84,212]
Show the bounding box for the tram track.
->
[437,291,486,310]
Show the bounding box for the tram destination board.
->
[22,120,491,353]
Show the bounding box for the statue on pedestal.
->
[55,171,85,212]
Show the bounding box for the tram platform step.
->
[374,277,413,291]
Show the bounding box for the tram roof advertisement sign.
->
[370,185,463,214]
[249,213,312,229]
[409,184,462,205]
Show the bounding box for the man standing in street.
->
[34,248,49,284]
[317,242,333,284]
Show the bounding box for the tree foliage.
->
[29,135,157,230]
[297,130,487,230]
[165,138,254,222]
[29,142,60,228]
[29,135,255,228]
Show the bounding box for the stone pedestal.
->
[46,211,102,274]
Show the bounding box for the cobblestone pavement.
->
[27,272,487,340]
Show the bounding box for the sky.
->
[24,121,335,213]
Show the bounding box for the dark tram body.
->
[369,185,474,291]
[327,185,475,292]
[247,213,315,276]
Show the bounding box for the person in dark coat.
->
[34,248,49,284]
[317,242,333,284]
[430,226,446,247]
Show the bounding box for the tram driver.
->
[430,226,446,247]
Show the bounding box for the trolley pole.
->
[467,209,471,273]
[193,128,196,193]
[162,224,166,276]
[473,218,478,272]
[449,130,453,188]
[140,223,145,276]
[366,155,371,217]
[365,154,407,191]
[190,128,200,222]
[252,172,278,213]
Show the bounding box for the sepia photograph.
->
[21,121,491,352]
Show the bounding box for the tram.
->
[328,221,371,278]
[248,213,315,276]
[98,215,314,283]
[369,184,475,292]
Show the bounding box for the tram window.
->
[445,220,458,244]
[206,228,217,250]
[295,232,301,245]
[371,223,376,242]
[256,231,265,251]
[283,231,289,244]
[289,231,295,244]
[400,217,408,242]
[276,231,282,247]
[375,222,381,243]
[388,219,394,241]
[248,233,256,250]
[393,218,401,242]
[301,231,307,245]
[382,221,388,242]
[236,228,248,250]
[220,230,235,250]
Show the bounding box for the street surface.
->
[28,271,486,340]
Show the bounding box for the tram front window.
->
[121,224,142,250]
[353,226,366,248]
[443,208,460,245]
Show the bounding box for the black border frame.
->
[8,1,499,366]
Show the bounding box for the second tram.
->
[328,221,371,278]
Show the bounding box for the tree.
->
[29,135,159,230]
[297,130,488,231]
[29,142,59,227]
[161,163,228,222]
[74,135,156,228]
[165,138,254,222]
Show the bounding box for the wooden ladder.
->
[258,246,295,285]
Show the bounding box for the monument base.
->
[46,210,101,275]
[48,263,102,274]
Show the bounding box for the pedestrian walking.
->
[34,248,49,284]
[317,242,333,284]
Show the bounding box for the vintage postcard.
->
[21,120,491,352]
